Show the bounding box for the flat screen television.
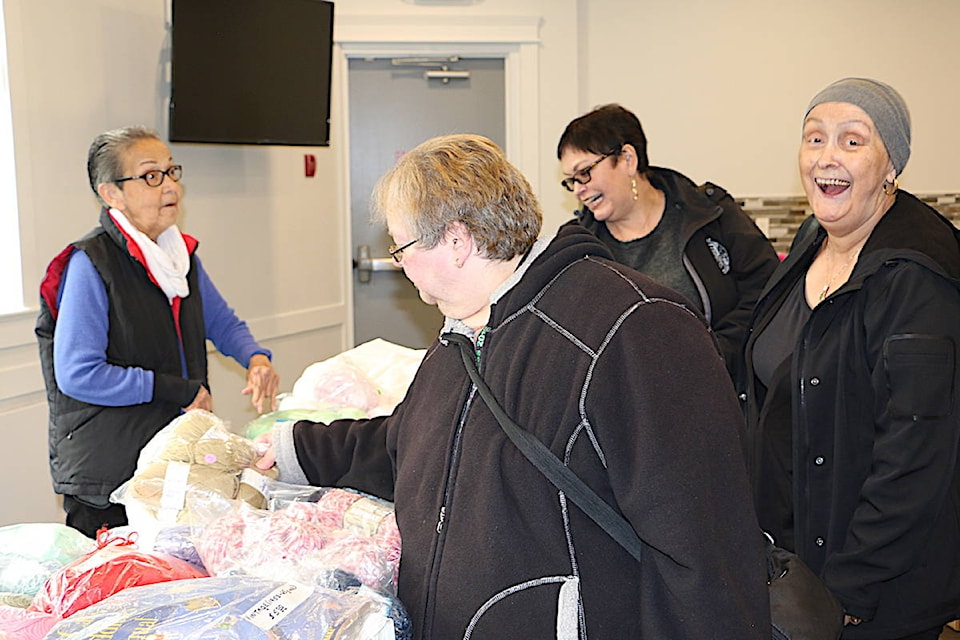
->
[169,0,334,146]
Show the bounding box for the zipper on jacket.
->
[683,253,712,324]
[421,375,477,637]
[434,364,480,538]
[422,329,488,637]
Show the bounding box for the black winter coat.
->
[742,191,960,638]
[574,166,779,379]
[276,224,770,639]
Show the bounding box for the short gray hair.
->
[370,134,542,261]
[86,125,162,205]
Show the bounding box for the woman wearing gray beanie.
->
[741,77,960,640]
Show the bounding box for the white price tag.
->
[159,461,191,523]
[240,467,270,497]
[242,583,313,630]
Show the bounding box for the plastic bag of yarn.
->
[263,483,402,568]
[194,496,399,595]
[110,409,278,532]
[280,338,426,418]
[28,528,207,619]
[0,523,95,597]
[44,574,411,640]
[108,524,206,574]
[291,359,384,413]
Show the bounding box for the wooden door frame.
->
[333,14,542,346]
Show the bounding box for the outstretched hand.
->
[243,354,280,413]
[183,385,213,412]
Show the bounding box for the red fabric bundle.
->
[29,528,206,618]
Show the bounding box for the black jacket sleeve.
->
[291,415,396,501]
[700,183,780,377]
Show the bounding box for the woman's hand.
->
[243,354,280,413]
[252,432,276,470]
[844,615,862,626]
[183,385,213,412]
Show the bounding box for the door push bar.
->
[354,244,399,283]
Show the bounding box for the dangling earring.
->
[631,177,639,201]
[882,177,899,196]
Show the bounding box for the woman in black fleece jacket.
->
[257,134,769,639]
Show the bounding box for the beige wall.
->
[0,0,351,525]
[2,0,959,526]
[571,0,960,199]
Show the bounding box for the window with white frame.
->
[0,0,22,315]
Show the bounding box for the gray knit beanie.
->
[805,77,912,176]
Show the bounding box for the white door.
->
[349,57,505,349]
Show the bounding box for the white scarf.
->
[109,208,190,302]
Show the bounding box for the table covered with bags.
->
[0,339,425,640]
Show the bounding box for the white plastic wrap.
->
[44,575,410,640]
[0,523,95,597]
[278,338,426,418]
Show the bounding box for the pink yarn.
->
[313,489,362,529]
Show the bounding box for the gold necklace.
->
[818,239,861,302]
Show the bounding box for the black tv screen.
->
[169,0,334,146]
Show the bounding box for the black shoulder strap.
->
[444,332,644,563]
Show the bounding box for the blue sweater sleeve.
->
[53,249,154,406]
[196,255,271,366]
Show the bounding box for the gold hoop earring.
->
[631,177,638,201]
[882,177,899,196]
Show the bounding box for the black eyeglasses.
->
[114,165,183,188]
[560,151,618,192]
[388,239,417,263]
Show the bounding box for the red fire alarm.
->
[304,154,317,177]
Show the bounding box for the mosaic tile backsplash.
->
[740,192,960,255]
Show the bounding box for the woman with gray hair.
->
[742,78,960,638]
[36,125,279,537]
[256,133,770,638]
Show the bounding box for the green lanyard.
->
[474,326,488,367]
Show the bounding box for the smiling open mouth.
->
[815,177,850,196]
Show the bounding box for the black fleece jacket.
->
[277,224,770,639]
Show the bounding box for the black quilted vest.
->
[36,210,207,497]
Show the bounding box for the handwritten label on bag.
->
[241,582,313,630]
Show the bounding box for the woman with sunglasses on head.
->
[36,125,279,537]
[558,104,779,380]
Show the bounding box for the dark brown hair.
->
[556,104,649,173]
